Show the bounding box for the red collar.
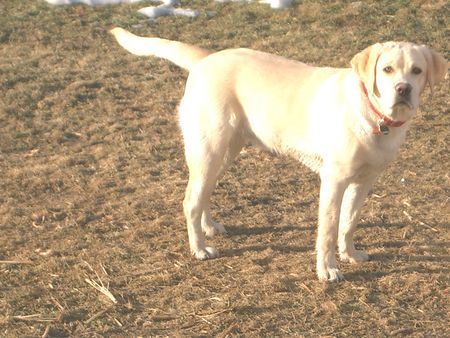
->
[360,82,405,135]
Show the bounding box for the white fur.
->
[110,28,447,282]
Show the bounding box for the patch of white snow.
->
[216,0,292,9]
[138,5,199,20]
[45,0,145,5]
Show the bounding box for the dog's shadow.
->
[344,257,450,282]
[345,222,449,281]
[220,223,315,257]
[225,223,314,236]
[217,221,448,281]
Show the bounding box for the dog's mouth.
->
[392,99,413,110]
[388,98,416,122]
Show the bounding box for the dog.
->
[110,27,447,281]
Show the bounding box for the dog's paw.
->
[317,267,344,282]
[339,250,369,264]
[202,222,227,238]
[192,246,219,260]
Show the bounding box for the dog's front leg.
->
[316,170,348,282]
[338,176,377,264]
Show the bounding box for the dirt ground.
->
[1,0,449,336]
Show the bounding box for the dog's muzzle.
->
[393,83,413,109]
[395,82,412,97]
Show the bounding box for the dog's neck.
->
[359,82,405,135]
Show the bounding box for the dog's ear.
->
[420,46,448,93]
[351,43,383,94]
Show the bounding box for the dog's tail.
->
[110,27,211,71]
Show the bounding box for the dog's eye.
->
[383,66,394,74]
[412,67,422,75]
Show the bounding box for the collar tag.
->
[360,82,406,136]
[379,125,390,135]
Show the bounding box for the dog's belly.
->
[244,127,323,173]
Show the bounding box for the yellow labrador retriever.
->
[111,28,447,281]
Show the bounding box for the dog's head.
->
[351,42,447,121]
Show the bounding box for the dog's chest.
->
[362,132,406,168]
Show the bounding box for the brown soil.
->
[1,0,448,336]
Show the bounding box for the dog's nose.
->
[395,83,412,97]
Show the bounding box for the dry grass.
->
[1,0,449,336]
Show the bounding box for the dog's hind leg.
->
[180,97,240,259]
[201,135,245,237]
[183,163,222,260]
[201,204,227,238]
